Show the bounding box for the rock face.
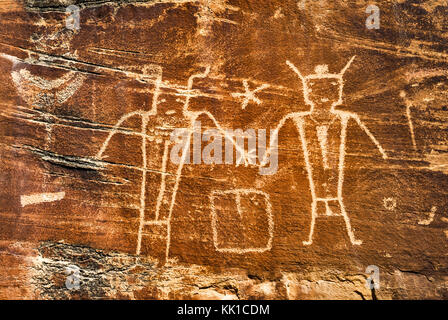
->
[0,0,447,300]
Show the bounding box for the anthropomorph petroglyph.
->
[1,28,86,202]
[96,66,249,263]
[1,51,85,155]
[262,56,388,246]
[1,30,85,108]
[210,189,273,253]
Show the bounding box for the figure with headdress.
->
[262,56,388,245]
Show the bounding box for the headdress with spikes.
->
[285,56,356,108]
[286,56,356,85]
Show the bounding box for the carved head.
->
[286,56,355,112]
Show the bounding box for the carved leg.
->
[303,200,317,245]
[339,199,362,245]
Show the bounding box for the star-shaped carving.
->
[231,80,269,110]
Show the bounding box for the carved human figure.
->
[96,67,246,263]
[1,29,85,109]
[264,57,388,245]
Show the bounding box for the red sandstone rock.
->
[0,0,447,299]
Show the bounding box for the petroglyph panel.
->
[0,0,448,300]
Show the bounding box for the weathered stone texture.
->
[0,0,447,299]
